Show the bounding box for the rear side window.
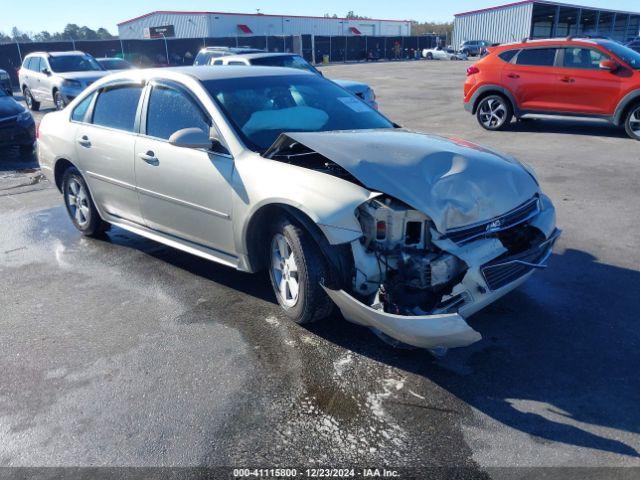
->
[516,48,557,66]
[146,85,210,140]
[71,92,96,122]
[498,50,519,63]
[92,85,142,132]
[563,48,609,69]
[31,57,42,72]
[23,58,32,70]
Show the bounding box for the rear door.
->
[74,82,145,224]
[29,57,45,101]
[134,80,235,255]
[502,47,561,112]
[554,46,622,115]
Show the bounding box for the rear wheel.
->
[62,167,109,236]
[24,88,40,111]
[624,104,640,140]
[54,90,65,110]
[476,95,513,131]
[267,217,334,324]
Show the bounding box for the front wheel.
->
[426,52,433,60]
[267,218,334,324]
[476,95,513,131]
[624,104,640,140]
[62,167,109,236]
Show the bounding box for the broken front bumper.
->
[322,287,482,350]
[324,225,561,351]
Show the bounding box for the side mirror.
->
[600,59,619,71]
[42,68,51,76]
[169,128,213,149]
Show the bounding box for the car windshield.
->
[203,74,393,152]
[598,41,640,69]
[250,55,320,75]
[98,59,132,70]
[49,55,103,73]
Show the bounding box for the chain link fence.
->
[1,34,444,88]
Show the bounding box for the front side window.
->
[204,74,393,152]
[146,85,210,140]
[49,55,102,73]
[516,48,558,67]
[71,92,96,122]
[563,48,609,69]
[92,85,143,132]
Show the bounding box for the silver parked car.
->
[205,52,378,109]
[37,66,559,352]
[18,51,109,111]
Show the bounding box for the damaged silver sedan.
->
[37,66,560,352]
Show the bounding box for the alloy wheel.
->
[479,98,508,129]
[630,106,640,136]
[25,91,32,108]
[55,92,65,110]
[66,178,90,227]
[270,233,300,308]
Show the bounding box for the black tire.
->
[476,94,513,131]
[624,103,640,141]
[62,167,110,237]
[53,90,65,111]
[426,52,433,60]
[24,88,40,112]
[267,217,334,324]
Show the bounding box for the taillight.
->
[466,65,480,76]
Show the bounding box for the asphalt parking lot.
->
[1,60,639,475]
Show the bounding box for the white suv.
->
[18,51,108,111]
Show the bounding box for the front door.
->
[74,83,145,224]
[134,81,235,256]
[554,47,622,115]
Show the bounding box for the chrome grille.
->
[444,196,540,245]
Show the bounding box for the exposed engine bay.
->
[354,196,467,316]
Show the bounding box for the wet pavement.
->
[0,62,639,474]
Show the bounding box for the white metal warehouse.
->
[118,11,411,40]
[453,0,640,49]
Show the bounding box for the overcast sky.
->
[3,0,640,34]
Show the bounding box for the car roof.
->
[493,38,599,50]
[105,65,313,83]
[222,52,298,61]
[25,50,89,57]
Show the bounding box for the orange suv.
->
[463,38,640,140]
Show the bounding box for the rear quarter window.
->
[498,50,519,62]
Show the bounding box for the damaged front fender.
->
[322,286,482,350]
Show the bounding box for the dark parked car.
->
[96,58,134,71]
[0,88,35,154]
[0,69,12,96]
[460,40,491,57]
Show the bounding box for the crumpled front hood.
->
[281,129,540,232]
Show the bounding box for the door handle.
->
[138,151,159,165]
[560,76,575,83]
[507,73,520,79]
[77,135,91,147]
